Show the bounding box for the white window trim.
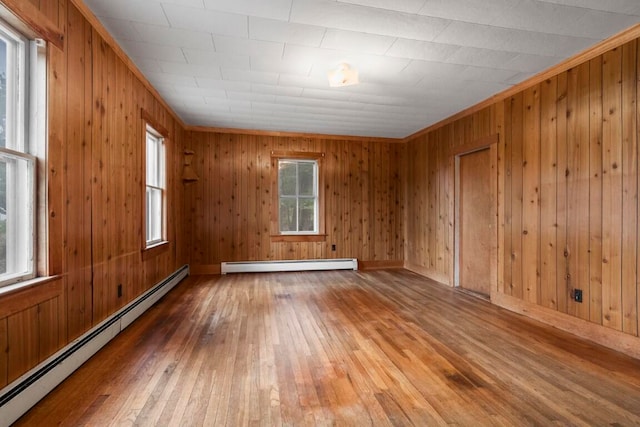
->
[278,159,319,235]
[0,22,45,288]
[145,125,166,248]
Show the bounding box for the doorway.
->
[455,147,492,296]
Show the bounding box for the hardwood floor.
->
[16,270,640,426]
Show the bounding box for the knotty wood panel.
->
[184,132,404,267]
[406,39,640,339]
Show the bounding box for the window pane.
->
[279,198,296,232]
[0,151,33,279]
[298,197,316,232]
[146,186,162,243]
[146,134,157,187]
[278,161,296,196]
[298,162,315,196]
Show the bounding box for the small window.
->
[0,20,42,287]
[278,159,319,234]
[145,126,165,247]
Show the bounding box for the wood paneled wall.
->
[184,132,404,270]
[0,1,187,387]
[406,38,640,338]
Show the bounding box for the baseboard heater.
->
[221,258,358,274]
[0,264,190,427]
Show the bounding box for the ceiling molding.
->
[185,125,404,144]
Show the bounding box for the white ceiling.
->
[83,0,640,138]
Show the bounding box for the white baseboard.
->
[0,265,189,427]
[221,258,358,274]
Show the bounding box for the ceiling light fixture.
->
[328,63,359,87]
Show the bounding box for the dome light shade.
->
[328,63,359,87]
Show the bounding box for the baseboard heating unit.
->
[221,258,358,274]
[0,265,190,427]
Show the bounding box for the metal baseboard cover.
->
[221,258,358,274]
[0,264,190,427]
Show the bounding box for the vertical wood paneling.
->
[566,63,591,321]
[0,0,187,384]
[405,33,640,340]
[602,47,623,331]
[185,133,404,266]
[589,56,604,325]
[38,298,60,361]
[556,72,569,314]
[522,85,541,304]
[540,77,558,310]
[503,99,513,295]
[621,41,638,335]
[7,307,39,383]
[511,94,524,299]
[65,3,92,340]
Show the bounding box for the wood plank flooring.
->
[16,270,640,426]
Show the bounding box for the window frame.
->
[271,151,326,243]
[0,19,44,289]
[141,110,169,253]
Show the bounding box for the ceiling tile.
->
[434,21,598,57]
[445,46,518,68]
[570,10,640,39]
[132,23,215,49]
[458,65,520,83]
[290,0,451,41]
[84,0,169,25]
[249,17,326,47]
[183,48,250,68]
[159,61,223,78]
[502,53,562,73]
[213,35,284,57]
[86,0,640,138]
[386,39,460,61]
[203,0,293,21]
[162,4,248,37]
[119,40,186,62]
[320,29,396,55]
[534,0,640,15]
[336,0,428,14]
[251,83,304,97]
[222,68,280,85]
[418,0,518,25]
[196,77,251,92]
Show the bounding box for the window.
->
[145,126,165,247]
[0,20,42,287]
[278,159,318,233]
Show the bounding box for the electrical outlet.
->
[331,244,336,251]
[573,288,583,303]
[117,284,123,298]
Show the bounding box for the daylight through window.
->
[278,159,318,234]
[145,126,165,246]
[0,19,38,287]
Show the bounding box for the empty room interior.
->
[2,0,640,425]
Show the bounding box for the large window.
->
[145,126,165,246]
[0,20,39,287]
[278,158,319,234]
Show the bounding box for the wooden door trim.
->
[452,134,499,296]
